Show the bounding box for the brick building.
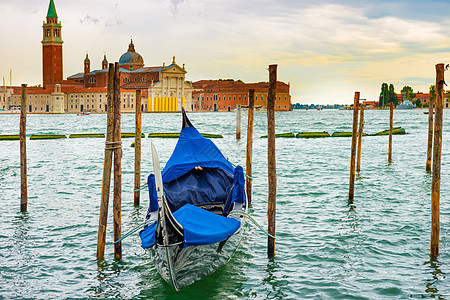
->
[192,80,291,112]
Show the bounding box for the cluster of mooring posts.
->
[15,63,444,262]
[346,63,446,258]
[97,63,123,260]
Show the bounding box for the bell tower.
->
[42,0,63,87]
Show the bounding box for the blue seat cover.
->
[139,204,241,249]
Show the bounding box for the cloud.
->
[79,15,101,25]
[170,0,185,15]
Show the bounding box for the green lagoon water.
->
[0,110,449,299]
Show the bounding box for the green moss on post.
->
[296,132,330,138]
[29,134,67,140]
[69,133,105,138]
[0,135,20,140]
[260,132,295,138]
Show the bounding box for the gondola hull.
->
[152,215,246,290]
[141,109,248,290]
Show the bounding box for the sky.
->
[0,0,449,104]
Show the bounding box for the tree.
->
[379,83,388,107]
[400,86,416,101]
[429,84,436,107]
[388,84,398,106]
[414,99,422,107]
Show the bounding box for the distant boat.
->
[424,110,435,114]
[77,112,90,116]
[396,100,415,110]
[397,93,415,110]
[232,105,266,112]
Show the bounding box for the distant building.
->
[192,80,291,111]
[9,0,193,113]
[362,100,378,108]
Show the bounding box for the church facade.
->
[10,0,193,113]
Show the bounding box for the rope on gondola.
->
[134,182,148,192]
[227,211,275,239]
[229,161,254,180]
[114,219,154,244]
[115,210,275,244]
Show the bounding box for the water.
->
[0,110,449,299]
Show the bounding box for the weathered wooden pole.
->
[267,64,277,258]
[426,97,434,172]
[356,105,364,172]
[20,84,27,212]
[430,63,445,258]
[388,102,394,161]
[134,89,142,206]
[236,104,241,139]
[246,89,255,205]
[113,62,123,259]
[348,92,359,203]
[97,64,115,260]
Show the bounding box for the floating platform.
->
[260,133,295,138]
[148,132,223,138]
[372,127,406,136]
[121,132,146,138]
[332,132,367,137]
[296,132,330,138]
[0,135,20,140]
[30,134,67,140]
[69,133,105,138]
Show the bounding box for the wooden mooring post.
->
[236,104,241,139]
[113,62,123,260]
[267,64,277,258]
[20,84,27,212]
[348,92,359,203]
[356,105,364,173]
[388,102,394,161]
[430,63,445,258]
[134,89,142,206]
[246,89,255,205]
[426,96,434,172]
[97,64,115,260]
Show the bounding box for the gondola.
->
[139,109,247,290]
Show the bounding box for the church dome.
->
[119,40,144,70]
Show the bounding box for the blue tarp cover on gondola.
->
[139,204,241,248]
[163,127,234,183]
[141,122,245,248]
[147,126,244,213]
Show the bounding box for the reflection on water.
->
[424,259,446,299]
[262,259,288,299]
[88,259,129,298]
